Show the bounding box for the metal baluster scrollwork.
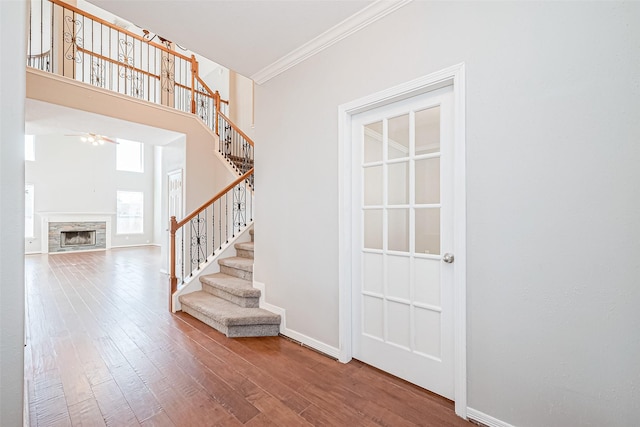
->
[190,214,207,274]
[91,58,105,88]
[195,82,209,125]
[131,72,144,99]
[232,182,247,236]
[63,15,83,63]
[161,54,175,94]
[118,38,134,80]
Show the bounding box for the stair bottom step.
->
[179,291,280,338]
[183,305,279,338]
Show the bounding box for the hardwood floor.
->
[25,247,470,426]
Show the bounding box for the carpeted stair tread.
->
[179,291,280,326]
[219,256,253,272]
[234,242,254,251]
[200,273,260,298]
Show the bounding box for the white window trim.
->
[25,183,35,238]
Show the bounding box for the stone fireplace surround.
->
[40,213,113,254]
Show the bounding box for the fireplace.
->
[61,230,97,247]
[40,213,113,254]
[47,221,107,253]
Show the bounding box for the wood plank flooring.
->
[25,247,470,426]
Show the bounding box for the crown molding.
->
[251,0,412,85]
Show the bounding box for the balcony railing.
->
[27,0,230,130]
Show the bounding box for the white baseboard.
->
[253,280,340,359]
[467,408,515,427]
[111,243,157,249]
[280,327,340,359]
[24,251,41,255]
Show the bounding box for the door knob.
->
[443,253,455,264]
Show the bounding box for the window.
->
[25,135,35,161]
[116,139,143,172]
[25,184,35,238]
[116,191,143,234]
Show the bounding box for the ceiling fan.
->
[65,133,118,145]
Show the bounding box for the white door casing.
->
[338,63,466,418]
[168,169,183,278]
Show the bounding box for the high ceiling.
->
[25,99,184,145]
[87,0,375,78]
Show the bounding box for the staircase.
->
[178,230,281,337]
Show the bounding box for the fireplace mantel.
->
[40,212,114,254]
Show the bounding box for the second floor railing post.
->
[190,54,198,114]
[215,90,221,135]
[169,215,178,310]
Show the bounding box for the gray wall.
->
[1,1,26,425]
[254,1,640,426]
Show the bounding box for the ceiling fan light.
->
[88,136,95,142]
[92,141,98,146]
[81,136,87,142]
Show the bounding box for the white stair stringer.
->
[172,222,253,312]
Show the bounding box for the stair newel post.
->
[190,54,198,114]
[169,215,178,310]
[215,90,221,136]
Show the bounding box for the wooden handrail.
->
[218,111,255,147]
[172,168,254,232]
[76,46,161,80]
[194,74,218,100]
[49,0,193,62]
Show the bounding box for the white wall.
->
[229,70,254,135]
[254,2,640,426]
[25,134,156,252]
[1,1,26,425]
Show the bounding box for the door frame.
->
[337,63,467,418]
[166,168,184,275]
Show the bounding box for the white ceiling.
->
[26,99,184,145]
[87,0,375,78]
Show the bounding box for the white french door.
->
[351,85,455,399]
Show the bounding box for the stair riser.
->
[202,282,259,308]
[236,248,254,259]
[228,324,279,338]
[220,265,252,281]
[181,305,279,338]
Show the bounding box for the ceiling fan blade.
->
[63,133,118,144]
